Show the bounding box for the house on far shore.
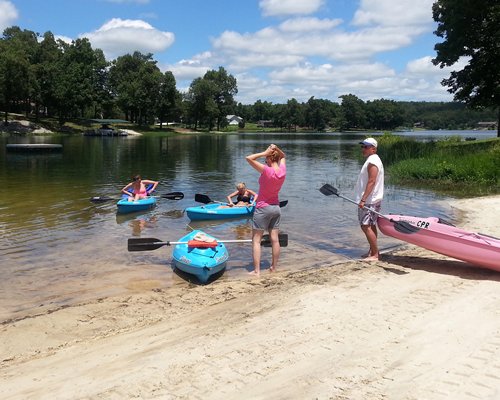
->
[477,121,497,129]
[226,115,243,125]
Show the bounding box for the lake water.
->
[0,130,496,321]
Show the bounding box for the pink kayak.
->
[378,215,500,271]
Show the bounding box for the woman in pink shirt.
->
[246,144,286,276]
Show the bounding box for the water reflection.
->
[116,214,159,237]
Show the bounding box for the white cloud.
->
[81,18,174,60]
[406,55,469,77]
[269,62,395,86]
[406,56,440,75]
[259,0,324,17]
[352,0,435,27]
[0,0,18,32]
[213,23,424,66]
[386,55,470,101]
[213,0,435,65]
[235,75,289,104]
[279,17,342,32]
[162,59,211,82]
[229,53,304,70]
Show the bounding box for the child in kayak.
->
[226,182,258,207]
[121,175,158,201]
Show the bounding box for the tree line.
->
[0,24,497,132]
[236,96,496,131]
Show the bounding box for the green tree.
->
[32,32,63,119]
[282,98,304,132]
[304,97,326,131]
[272,103,287,130]
[304,97,340,131]
[432,0,500,136]
[136,60,162,125]
[156,71,182,128]
[51,38,108,122]
[365,99,405,130]
[0,26,38,123]
[203,66,238,131]
[252,100,274,122]
[109,52,161,124]
[235,102,253,122]
[185,77,218,130]
[90,49,111,119]
[339,94,367,130]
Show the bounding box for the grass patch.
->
[377,134,500,195]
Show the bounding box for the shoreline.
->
[1,195,499,399]
[0,118,210,136]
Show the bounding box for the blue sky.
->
[1,0,463,105]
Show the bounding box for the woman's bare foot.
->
[269,266,276,272]
[362,250,379,259]
[362,250,380,258]
[248,270,260,277]
[361,254,379,262]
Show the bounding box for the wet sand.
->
[1,195,499,400]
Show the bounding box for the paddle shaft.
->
[331,192,388,221]
[153,239,253,246]
[319,184,419,235]
[128,233,288,251]
[195,193,287,208]
[91,191,183,202]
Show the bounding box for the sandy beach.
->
[1,195,499,400]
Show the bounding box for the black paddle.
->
[90,191,184,203]
[195,193,288,208]
[128,233,289,252]
[319,184,420,235]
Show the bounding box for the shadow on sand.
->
[382,253,500,282]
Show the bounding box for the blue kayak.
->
[117,183,156,214]
[117,196,156,214]
[185,203,255,221]
[172,230,229,283]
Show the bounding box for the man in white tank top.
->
[354,138,384,261]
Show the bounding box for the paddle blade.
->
[128,238,169,251]
[195,193,212,204]
[261,233,288,247]
[437,218,455,226]
[319,184,339,197]
[162,192,184,200]
[90,196,115,203]
[391,220,421,235]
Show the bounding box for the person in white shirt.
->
[354,138,384,261]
